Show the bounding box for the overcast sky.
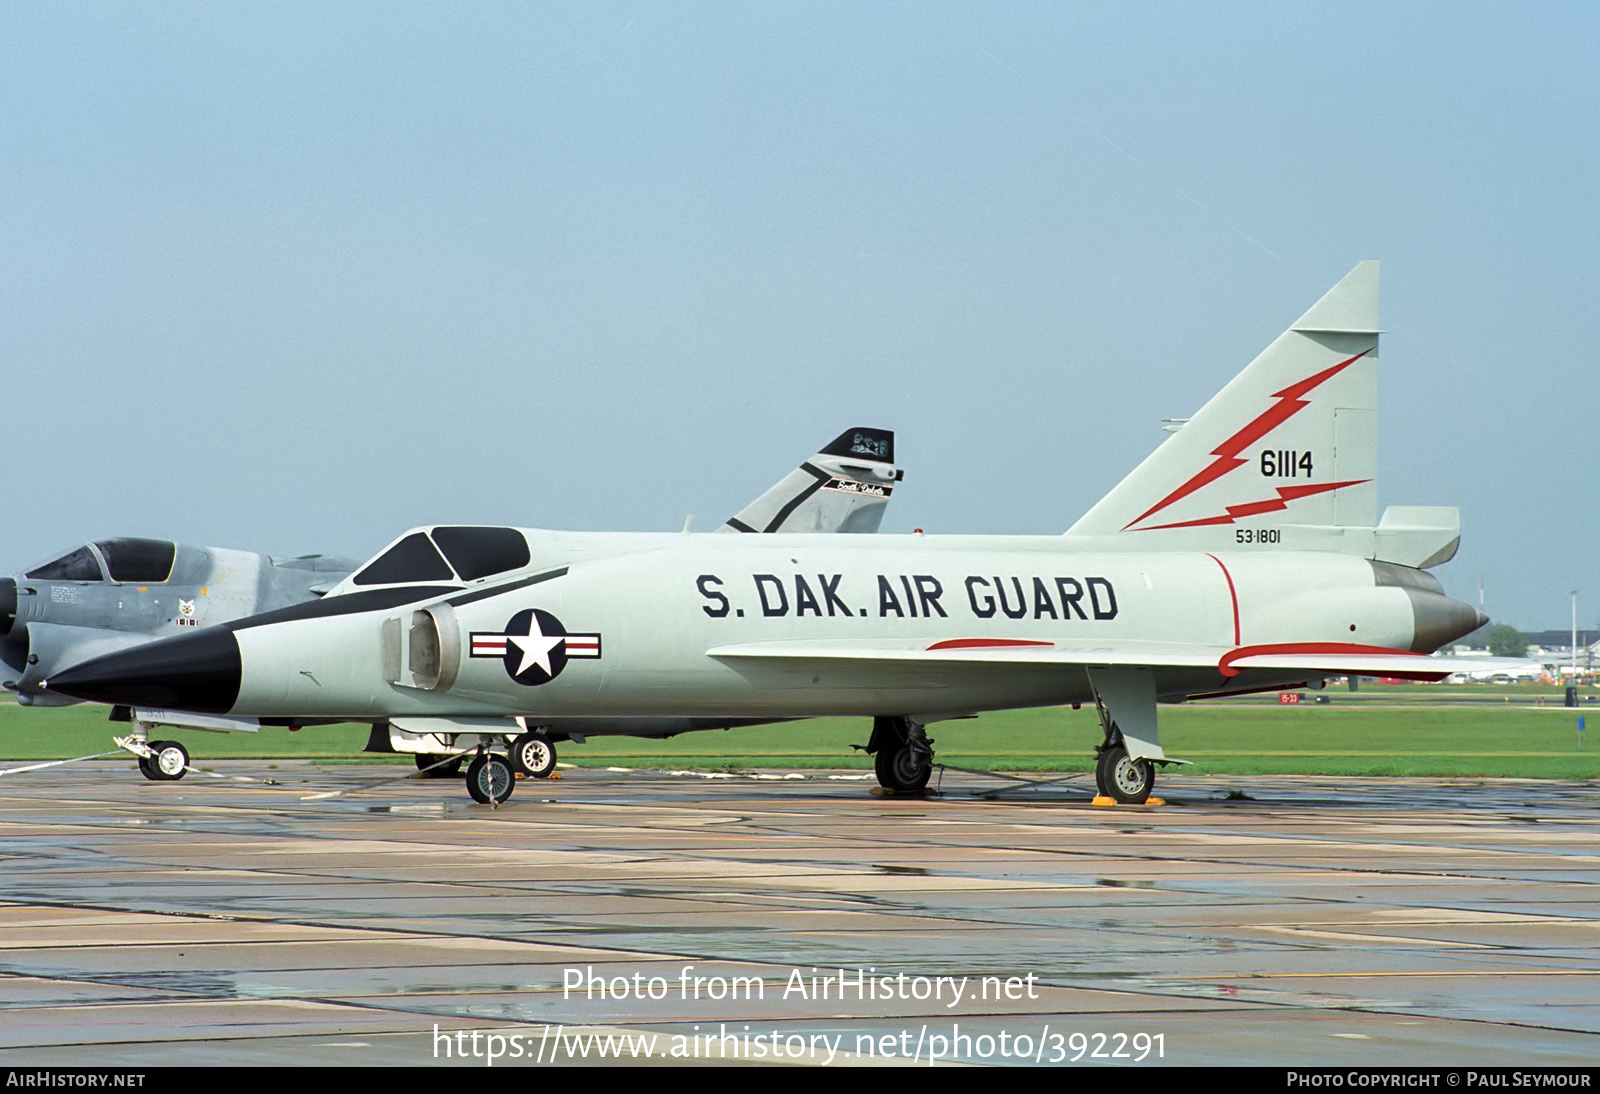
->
[3,3,1594,631]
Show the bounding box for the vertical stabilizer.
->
[720,428,902,534]
[1068,263,1380,548]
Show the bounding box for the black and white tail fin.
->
[719,427,902,534]
[1068,263,1456,567]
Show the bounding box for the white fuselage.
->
[226,530,1426,721]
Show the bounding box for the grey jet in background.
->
[1,540,357,778]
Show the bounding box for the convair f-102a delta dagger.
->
[47,263,1488,804]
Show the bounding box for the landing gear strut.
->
[869,716,933,794]
[1086,668,1173,805]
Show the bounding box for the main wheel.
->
[509,733,557,778]
[416,753,464,778]
[875,741,931,794]
[1095,745,1153,804]
[466,753,515,804]
[149,740,190,781]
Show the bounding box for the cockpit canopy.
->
[351,526,531,587]
[25,539,177,583]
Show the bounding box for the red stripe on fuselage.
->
[926,638,1054,651]
[1206,553,1241,646]
[1217,642,1429,678]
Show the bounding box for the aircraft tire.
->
[149,741,190,781]
[466,754,515,804]
[415,754,464,778]
[136,754,161,781]
[875,742,931,794]
[509,733,557,778]
[1096,745,1153,804]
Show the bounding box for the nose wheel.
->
[137,740,190,782]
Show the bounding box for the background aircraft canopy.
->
[25,539,176,583]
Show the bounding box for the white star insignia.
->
[508,615,564,677]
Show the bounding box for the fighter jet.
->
[1,541,360,778]
[47,263,1489,805]
[7,428,901,781]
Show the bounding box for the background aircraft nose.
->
[44,627,242,714]
[0,577,15,637]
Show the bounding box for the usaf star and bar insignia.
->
[469,608,601,686]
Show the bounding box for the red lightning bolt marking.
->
[1122,349,1370,531]
[1137,479,1370,531]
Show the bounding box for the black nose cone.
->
[45,628,242,714]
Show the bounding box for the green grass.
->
[2,685,1596,779]
[0,701,376,760]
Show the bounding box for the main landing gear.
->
[867,716,934,794]
[1086,668,1178,805]
[386,719,566,803]
[455,731,557,805]
[466,752,515,805]
[509,732,558,778]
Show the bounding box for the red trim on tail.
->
[1123,350,1369,531]
[1138,479,1370,531]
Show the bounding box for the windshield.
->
[351,532,456,586]
[25,545,105,582]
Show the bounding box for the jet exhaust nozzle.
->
[1409,591,1489,653]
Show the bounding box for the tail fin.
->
[1069,263,1398,552]
[719,428,902,534]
